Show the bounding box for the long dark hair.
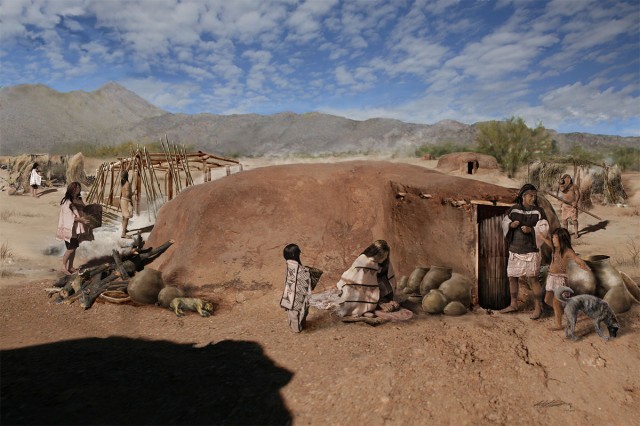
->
[362,239,391,272]
[120,170,129,186]
[283,243,302,264]
[60,182,82,208]
[32,162,39,170]
[553,227,573,255]
[514,183,538,205]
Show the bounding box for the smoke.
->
[46,211,158,262]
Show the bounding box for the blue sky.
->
[1,0,639,136]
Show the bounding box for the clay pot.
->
[439,273,472,307]
[397,276,408,292]
[128,268,164,305]
[443,301,467,316]
[157,285,184,308]
[567,261,597,295]
[585,255,624,298]
[419,265,452,295]
[603,286,632,313]
[405,267,429,295]
[620,272,640,303]
[422,289,448,314]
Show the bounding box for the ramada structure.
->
[86,143,242,223]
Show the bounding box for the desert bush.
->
[476,117,554,178]
[527,161,565,193]
[611,147,640,172]
[590,165,627,204]
[415,142,472,158]
[567,144,603,164]
[0,241,13,262]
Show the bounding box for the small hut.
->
[437,152,499,174]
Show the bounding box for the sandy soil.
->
[1,157,639,425]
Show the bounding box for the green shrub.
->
[475,117,554,178]
[611,147,640,172]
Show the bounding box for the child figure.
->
[29,162,42,197]
[541,227,591,329]
[280,244,313,333]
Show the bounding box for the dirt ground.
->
[1,158,639,425]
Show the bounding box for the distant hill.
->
[0,83,637,156]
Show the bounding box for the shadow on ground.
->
[37,188,59,197]
[578,220,609,237]
[1,338,293,425]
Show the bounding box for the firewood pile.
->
[46,237,174,309]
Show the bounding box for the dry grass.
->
[0,209,42,223]
[1,241,13,262]
[619,207,640,217]
[613,237,640,268]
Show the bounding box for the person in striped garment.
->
[336,240,399,318]
[500,184,550,319]
[280,244,313,333]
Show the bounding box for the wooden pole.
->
[544,191,602,220]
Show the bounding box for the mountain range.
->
[1,82,637,156]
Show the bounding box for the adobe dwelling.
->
[146,161,558,310]
[437,152,499,175]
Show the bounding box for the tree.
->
[475,117,553,178]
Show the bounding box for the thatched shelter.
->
[436,152,499,174]
[147,161,559,310]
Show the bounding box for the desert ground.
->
[1,156,639,425]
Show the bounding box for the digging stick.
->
[543,191,602,220]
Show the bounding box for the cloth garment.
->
[280,260,312,332]
[308,289,342,310]
[502,204,549,254]
[120,198,133,219]
[561,203,578,221]
[29,169,41,186]
[546,272,568,292]
[507,251,542,278]
[56,200,94,244]
[373,307,413,322]
[335,254,397,317]
[120,181,134,218]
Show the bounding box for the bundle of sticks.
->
[46,239,174,310]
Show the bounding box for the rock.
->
[443,301,468,316]
[157,285,185,308]
[128,268,164,305]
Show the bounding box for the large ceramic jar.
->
[420,265,452,295]
[567,260,597,295]
[439,273,472,307]
[585,255,624,298]
[405,267,429,295]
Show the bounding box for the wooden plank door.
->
[477,206,509,309]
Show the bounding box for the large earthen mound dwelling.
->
[147,161,558,309]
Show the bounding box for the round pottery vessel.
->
[443,301,467,316]
[422,289,448,314]
[585,255,624,298]
[420,265,452,295]
[567,261,597,295]
[406,267,430,295]
[439,273,472,307]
